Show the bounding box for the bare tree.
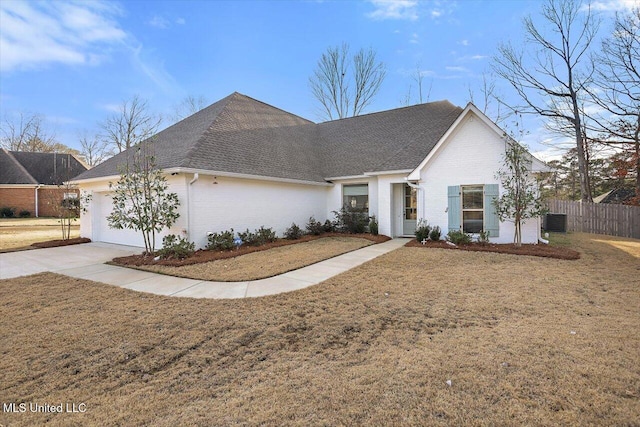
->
[100,95,162,154]
[492,0,600,201]
[172,95,208,122]
[309,43,386,120]
[586,8,640,202]
[466,72,508,125]
[1,112,56,152]
[78,131,109,167]
[402,65,433,107]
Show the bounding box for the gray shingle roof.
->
[73,92,463,183]
[1,149,87,185]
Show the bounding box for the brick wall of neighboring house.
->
[0,187,36,216]
[0,187,80,217]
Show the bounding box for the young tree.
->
[101,95,162,154]
[494,138,546,247]
[309,43,386,120]
[492,0,600,202]
[107,142,180,255]
[45,154,81,240]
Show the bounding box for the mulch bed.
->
[112,233,391,267]
[31,237,92,248]
[405,239,581,260]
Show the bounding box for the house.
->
[593,188,636,204]
[72,92,548,249]
[0,149,88,217]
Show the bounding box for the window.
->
[64,192,78,200]
[462,185,483,233]
[405,185,417,220]
[343,184,368,212]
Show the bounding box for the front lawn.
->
[134,236,374,281]
[0,218,80,251]
[0,233,638,426]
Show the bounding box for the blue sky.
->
[0,0,635,159]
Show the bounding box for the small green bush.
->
[19,210,31,218]
[157,234,195,259]
[1,207,15,218]
[477,230,491,245]
[238,228,257,245]
[284,223,304,240]
[369,215,379,235]
[206,229,235,251]
[306,216,324,235]
[239,226,277,246]
[323,220,335,233]
[255,226,277,245]
[447,230,472,245]
[429,225,441,241]
[414,219,431,242]
[332,205,368,234]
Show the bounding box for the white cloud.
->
[409,32,419,44]
[459,39,469,46]
[367,0,419,21]
[431,9,442,18]
[590,0,639,11]
[175,17,186,25]
[0,1,126,72]
[148,15,170,29]
[445,66,468,72]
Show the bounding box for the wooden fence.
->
[546,199,640,239]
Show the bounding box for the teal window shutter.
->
[484,184,499,238]
[448,185,461,232]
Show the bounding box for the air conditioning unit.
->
[543,213,567,232]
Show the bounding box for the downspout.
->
[34,184,42,217]
[187,173,199,241]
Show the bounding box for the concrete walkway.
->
[0,239,409,299]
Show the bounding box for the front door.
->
[403,184,417,235]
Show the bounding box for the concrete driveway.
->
[0,239,410,299]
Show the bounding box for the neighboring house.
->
[593,188,636,204]
[0,149,88,217]
[72,92,549,249]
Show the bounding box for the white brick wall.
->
[418,112,540,244]
[188,175,329,248]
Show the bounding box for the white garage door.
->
[94,192,145,248]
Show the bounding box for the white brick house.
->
[72,92,548,249]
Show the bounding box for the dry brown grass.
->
[136,236,373,281]
[0,218,79,250]
[0,233,638,426]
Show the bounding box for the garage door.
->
[94,192,145,247]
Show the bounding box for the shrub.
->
[238,228,257,245]
[19,210,31,218]
[306,216,324,235]
[206,228,235,251]
[1,207,15,218]
[429,225,442,241]
[414,219,431,242]
[477,230,491,245]
[238,226,277,246]
[447,230,472,245]
[255,226,277,245]
[323,219,335,233]
[369,215,379,235]
[157,234,195,259]
[332,205,368,234]
[284,223,304,240]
